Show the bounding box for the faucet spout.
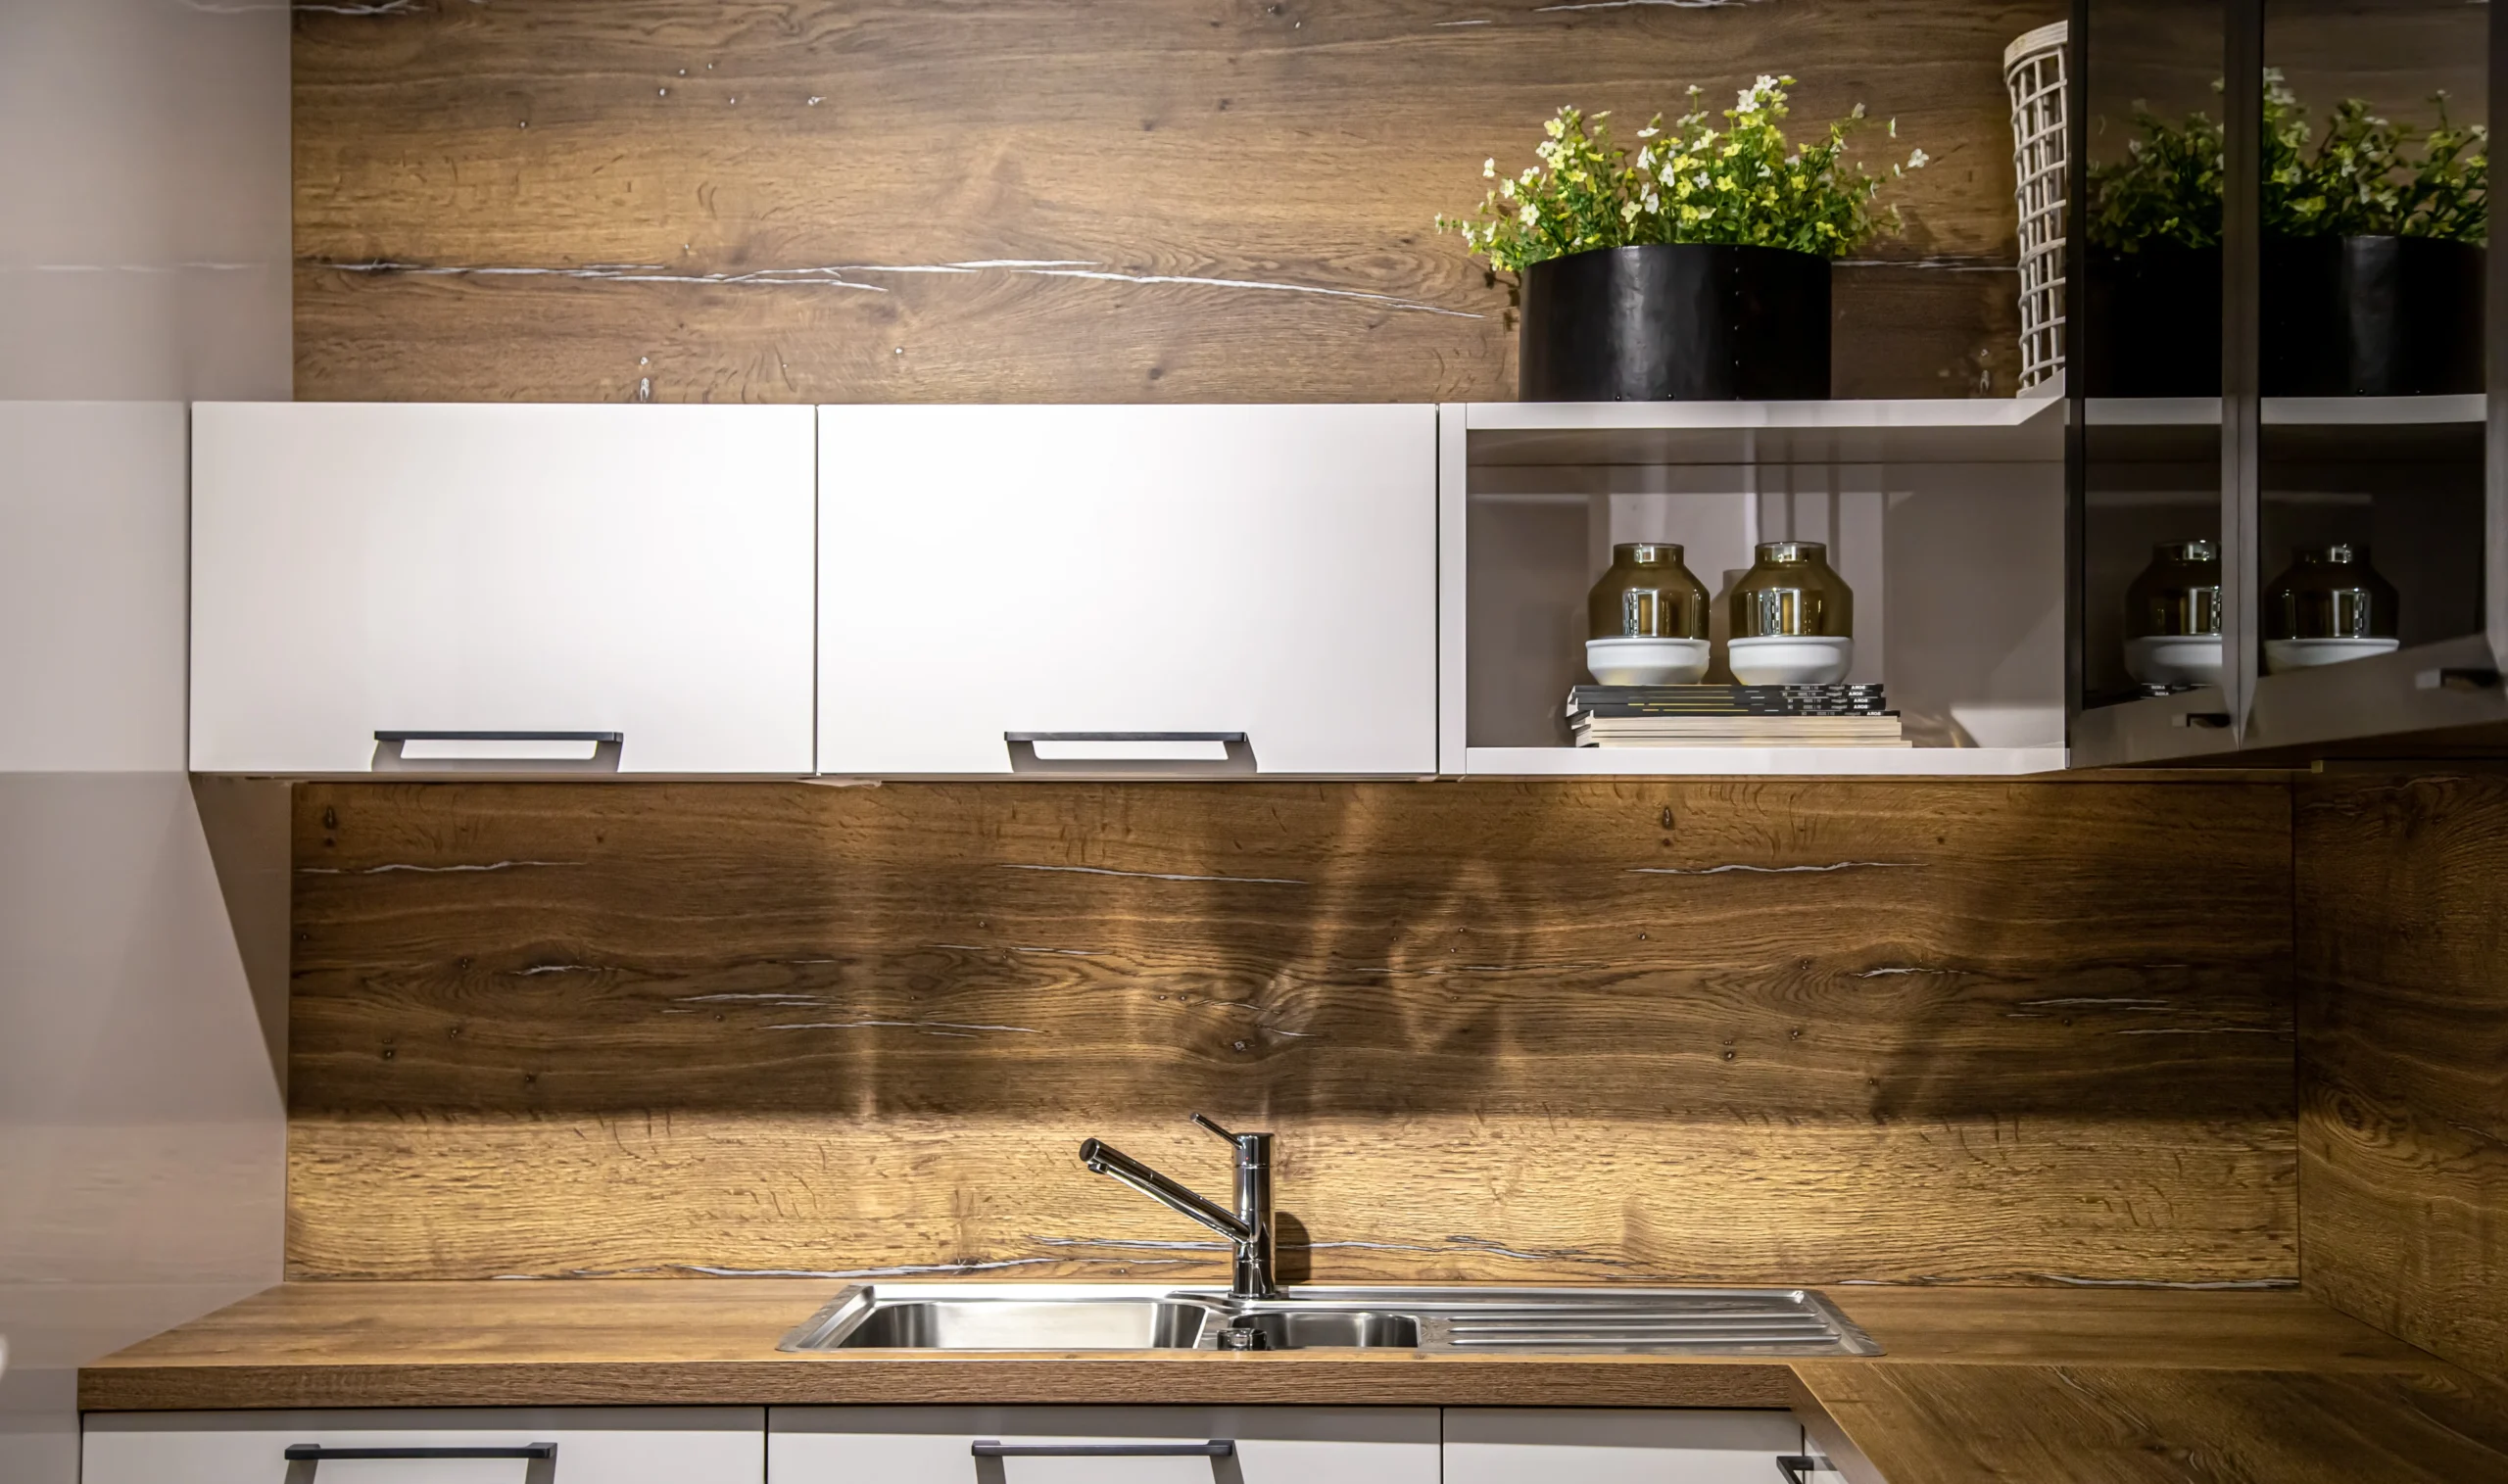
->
[1078,1117,1278,1300]
[1078,1138,1253,1245]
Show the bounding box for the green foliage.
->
[2082,101,2225,252]
[1437,76,1923,273]
[2087,72,2488,252]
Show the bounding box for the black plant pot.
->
[2261,235,2484,397]
[2084,245,2223,398]
[2084,237,2484,398]
[1518,243,1832,401]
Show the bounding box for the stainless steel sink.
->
[1216,1309,1422,1350]
[820,1296,1217,1351]
[777,1283,1880,1356]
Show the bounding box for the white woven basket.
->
[2004,21,2069,391]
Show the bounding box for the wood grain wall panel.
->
[1792,1361,2508,1484]
[288,779,2295,1284]
[290,0,2058,403]
[2297,773,2508,1384]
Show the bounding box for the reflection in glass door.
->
[2073,0,2234,747]
[2256,0,2487,685]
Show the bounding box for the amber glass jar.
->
[1587,543,1710,640]
[2264,544,2397,640]
[1730,541,1853,638]
[2125,541,2223,639]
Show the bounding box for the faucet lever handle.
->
[1190,1113,1239,1144]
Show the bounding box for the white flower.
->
[1637,125,1659,138]
[1519,203,1539,227]
[1483,158,1497,178]
[1906,147,1930,169]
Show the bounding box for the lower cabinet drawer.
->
[769,1406,1441,1484]
[1443,1409,1808,1484]
[81,1409,765,1484]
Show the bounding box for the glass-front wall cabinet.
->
[2073,0,2237,762]
[2071,0,2505,764]
[2246,0,2491,752]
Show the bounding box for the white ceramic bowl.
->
[1586,636,1710,686]
[2123,634,2224,689]
[2264,636,2399,673]
[1727,635,1854,686]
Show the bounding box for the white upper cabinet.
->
[816,404,1438,777]
[189,403,816,776]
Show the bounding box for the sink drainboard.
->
[1422,1297,1870,1355]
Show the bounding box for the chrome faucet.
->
[1079,1114,1278,1300]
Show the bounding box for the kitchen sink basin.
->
[1214,1309,1421,1350]
[822,1297,1215,1351]
[777,1283,1881,1356]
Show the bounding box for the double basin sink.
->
[778,1283,1881,1356]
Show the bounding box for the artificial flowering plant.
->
[2084,70,2487,252]
[1437,75,1927,273]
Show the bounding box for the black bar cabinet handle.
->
[1002,733,1247,744]
[286,1443,556,1460]
[1001,732,1257,775]
[374,732,624,743]
[971,1440,1234,1458]
[1774,1455,1838,1483]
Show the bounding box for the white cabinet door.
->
[190,403,817,775]
[1443,1410,1807,1484]
[816,405,1438,776]
[83,1408,764,1484]
[771,1405,1440,1484]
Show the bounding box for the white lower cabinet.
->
[80,1409,765,1484]
[80,1405,1806,1483]
[768,1406,1441,1484]
[1443,1409,1809,1483]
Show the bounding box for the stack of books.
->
[1567,685,1905,748]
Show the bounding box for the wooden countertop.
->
[80,1282,2508,1483]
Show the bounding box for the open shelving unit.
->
[1438,394,2072,777]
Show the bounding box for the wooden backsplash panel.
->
[288,779,2295,1285]
[292,0,2058,403]
[2298,774,2508,1383]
